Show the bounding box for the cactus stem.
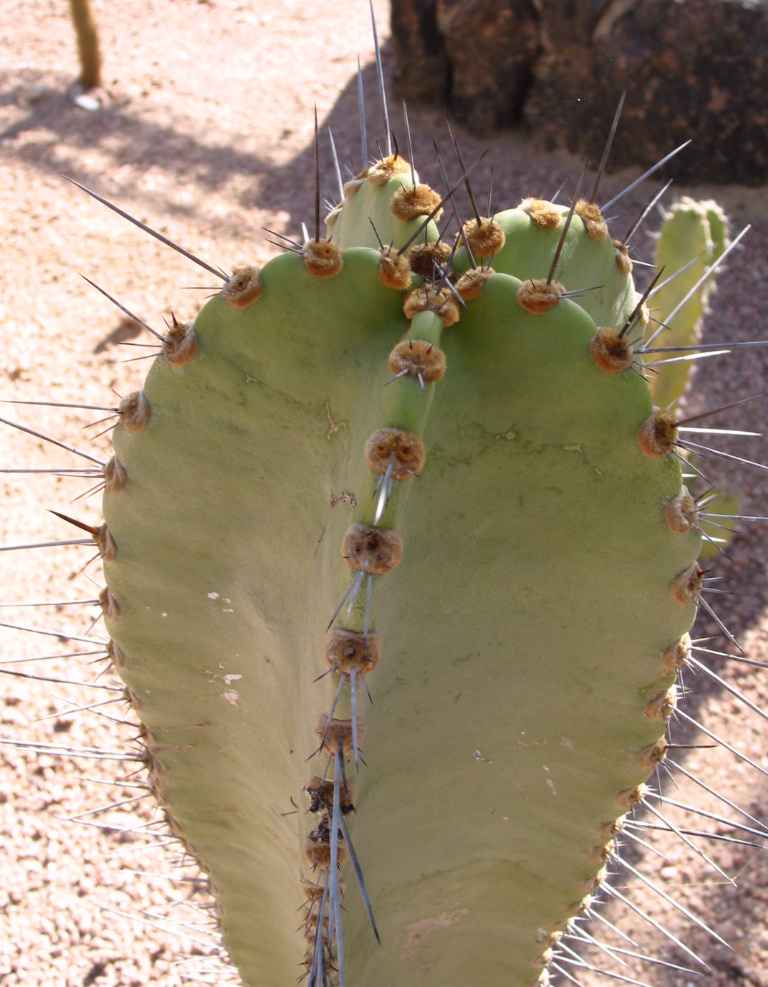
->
[67,178,229,279]
[601,140,692,212]
[622,179,674,246]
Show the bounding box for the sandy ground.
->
[1,1,767,985]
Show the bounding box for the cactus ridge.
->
[4,13,767,987]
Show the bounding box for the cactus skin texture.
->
[87,144,716,987]
[650,197,730,410]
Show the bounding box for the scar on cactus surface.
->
[2,9,768,987]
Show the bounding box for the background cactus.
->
[650,197,730,411]
[650,199,743,561]
[2,3,768,985]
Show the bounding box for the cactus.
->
[4,12,767,987]
[650,196,731,410]
[649,198,743,560]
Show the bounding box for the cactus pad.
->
[92,159,707,987]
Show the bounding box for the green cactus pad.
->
[326,159,441,252]
[102,210,701,986]
[453,202,638,329]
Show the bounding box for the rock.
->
[436,0,541,132]
[528,0,768,185]
[391,0,449,105]
[390,0,768,184]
